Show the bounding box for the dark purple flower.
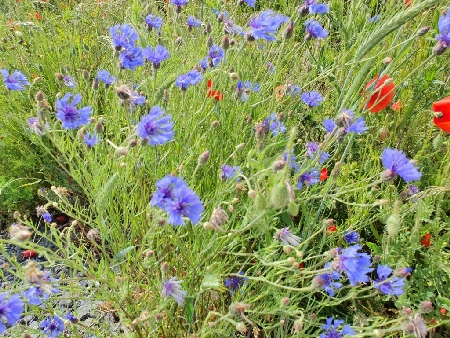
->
[55,93,92,129]
[187,16,202,29]
[305,19,329,39]
[143,45,170,69]
[145,14,163,31]
[246,10,289,41]
[119,46,145,70]
[301,91,323,106]
[343,231,360,244]
[225,271,246,295]
[109,24,139,51]
[0,69,30,91]
[42,212,52,223]
[96,70,115,85]
[40,316,65,338]
[220,165,240,180]
[374,265,406,296]
[298,170,320,189]
[305,141,330,164]
[84,132,101,147]
[162,277,187,305]
[136,106,174,145]
[0,293,24,334]
[208,45,225,67]
[175,70,203,90]
[320,317,355,338]
[381,148,421,182]
[436,8,450,47]
[331,245,373,286]
[274,227,301,246]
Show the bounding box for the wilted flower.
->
[0,69,30,90]
[274,227,301,247]
[162,277,187,305]
[40,315,65,337]
[373,265,406,296]
[381,148,421,182]
[331,245,373,286]
[363,75,395,113]
[320,317,355,338]
[305,20,329,39]
[236,81,259,102]
[0,293,24,334]
[27,117,49,136]
[55,93,92,129]
[137,106,174,145]
[9,223,32,241]
[403,313,428,338]
[23,284,59,305]
[246,10,289,41]
[225,271,246,295]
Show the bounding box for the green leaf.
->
[112,246,136,262]
[185,297,195,324]
[200,274,222,292]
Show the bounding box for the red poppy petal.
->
[433,96,450,134]
[363,75,395,113]
[207,79,212,89]
[320,168,328,181]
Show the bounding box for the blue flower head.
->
[171,0,188,5]
[264,113,286,136]
[343,231,360,244]
[208,45,225,67]
[302,91,323,106]
[243,0,256,8]
[381,148,421,182]
[283,151,300,172]
[313,262,342,296]
[246,10,289,41]
[109,24,139,51]
[40,316,65,338]
[119,46,145,70]
[0,69,30,91]
[145,14,163,31]
[220,165,240,180]
[187,16,202,29]
[436,8,450,47]
[84,132,101,147]
[305,19,329,39]
[42,212,52,223]
[298,170,320,189]
[151,175,188,209]
[55,93,92,129]
[374,265,406,296]
[305,0,329,14]
[175,70,203,90]
[137,106,174,146]
[323,119,336,133]
[0,293,24,334]
[96,70,115,85]
[63,75,77,88]
[225,271,246,295]
[331,245,373,286]
[305,141,330,164]
[162,277,187,305]
[320,317,355,338]
[143,45,170,69]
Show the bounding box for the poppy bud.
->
[386,213,400,237]
[235,322,247,334]
[432,134,443,150]
[270,183,289,209]
[254,194,267,211]
[248,190,257,199]
[287,201,299,216]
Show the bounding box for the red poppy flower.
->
[21,250,37,259]
[327,225,337,233]
[319,167,328,181]
[363,75,395,113]
[420,233,431,248]
[207,79,224,101]
[433,96,450,134]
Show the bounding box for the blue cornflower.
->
[0,69,30,91]
[63,75,76,88]
[285,84,301,96]
[343,231,360,244]
[175,70,203,90]
[119,46,145,70]
[246,10,290,41]
[224,271,246,295]
[136,106,174,146]
[381,148,421,182]
[236,81,259,102]
[42,212,52,223]
[55,93,92,129]
[313,263,342,296]
[331,245,373,286]
[162,277,187,305]
[198,57,208,71]
[84,132,101,147]
[243,0,256,8]
[151,175,188,209]
[373,265,406,297]
[305,19,329,39]
[298,170,320,189]
[320,317,355,338]
[323,119,336,133]
[187,16,202,29]
[40,316,65,338]
[274,227,301,246]
[324,109,367,135]
[283,151,300,172]
[301,91,323,106]
[436,8,450,50]
[304,0,329,14]
[0,293,24,334]
[109,24,139,51]
[145,14,163,31]
[143,45,170,69]
[23,282,59,306]
[65,312,77,323]
[208,45,225,67]
[166,186,204,226]
[96,70,115,85]
[305,141,330,164]
[264,113,286,136]
[347,117,367,134]
[369,14,381,23]
[220,165,240,180]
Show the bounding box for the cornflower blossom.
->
[236,81,259,101]
[381,148,421,182]
[331,245,373,286]
[150,175,188,209]
[301,91,323,106]
[208,45,225,67]
[187,16,202,29]
[136,106,174,146]
[264,113,286,136]
[27,117,49,136]
[320,317,355,338]
[220,165,240,180]
[109,24,139,51]
[324,109,367,135]
[119,46,145,70]
[143,45,170,69]
[435,8,450,48]
[40,316,65,338]
[42,212,52,223]
[246,10,290,41]
[55,93,92,129]
[171,0,188,5]
[274,227,301,246]
[175,70,203,90]
[313,263,342,296]
[302,0,329,14]
[305,20,329,39]
[369,14,381,23]
[96,70,115,85]
[305,141,330,164]
[298,170,320,189]
[343,231,360,244]
[145,14,163,31]
[0,69,30,90]
[225,271,246,295]
[198,57,208,71]
[0,293,24,334]
[84,132,101,147]
[23,285,58,305]
[162,277,187,305]
[373,265,407,296]
[243,0,256,7]
[63,75,76,88]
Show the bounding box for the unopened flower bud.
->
[176,36,184,46]
[144,249,154,257]
[272,159,286,171]
[198,150,210,165]
[386,213,401,237]
[155,312,164,321]
[297,5,309,17]
[287,201,299,217]
[92,79,99,90]
[82,70,89,81]
[13,211,21,220]
[222,35,230,50]
[229,72,239,80]
[420,300,433,313]
[87,228,100,241]
[235,322,248,334]
[35,91,45,102]
[207,36,214,48]
[115,146,128,157]
[283,246,292,255]
[283,22,294,39]
[55,72,64,81]
[281,297,289,306]
[211,120,219,128]
[270,183,289,209]
[205,23,212,34]
[248,190,257,199]
[432,42,447,56]
[254,194,267,210]
[417,26,430,36]
[161,262,169,271]
[382,57,392,65]
[403,307,412,315]
[293,318,303,333]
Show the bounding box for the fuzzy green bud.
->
[254,194,267,210]
[270,183,289,209]
[287,201,299,216]
[432,133,443,150]
[386,213,401,237]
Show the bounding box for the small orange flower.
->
[420,233,431,248]
[327,225,337,233]
[391,100,402,111]
[274,85,285,100]
[319,167,328,181]
[440,308,447,315]
[363,75,395,113]
[433,96,450,134]
[207,79,224,101]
